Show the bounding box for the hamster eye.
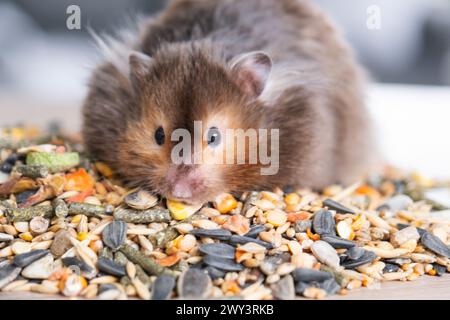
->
[155,126,165,145]
[207,127,221,147]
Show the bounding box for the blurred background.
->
[0,0,450,178]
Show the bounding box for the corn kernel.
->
[167,199,201,220]
[214,193,238,214]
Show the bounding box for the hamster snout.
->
[166,165,206,201]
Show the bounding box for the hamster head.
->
[116,46,274,204]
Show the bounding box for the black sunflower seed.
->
[244,225,266,238]
[199,243,235,259]
[292,268,333,282]
[420,232,450,258]
[312,210,336,235]
[190,228,232,241]
[204,266,226,280]
[341,250,377,269]
[346,246,366,260]
[0,264,21,289]
[433,263,447,276]
[62,257,96,279]
[177,268,212,299]
[294,220,312,233]
[102,221,127,251]
[229,235,273,249]
[151,274,176,300]
[97,257,126,277]
[383,263,400,273]
[321,235,355,249]
[13,249,49,268]
[318,277,341,295]
[323,199,355,214]
[202,255,244,272]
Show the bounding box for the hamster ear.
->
[230,51,272,98]
[129,51,153,90]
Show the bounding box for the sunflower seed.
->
[379,195,413,212]
[229,235,273,249]
[242,191,259,215]
[346,246,366,260]
[13,249,49,268]
[199,243,235,259]
[292,268,333,282]
[177,268,212,299]
[21,254,54,279]
[321,235,355,249]
[124,189,158,210]
[271,275,295,300]
[312,210,335,235]
[190,228,232,241]
[204,266,225,280]
[323,199,355,214]
[341,250,377,269]
[294,220,312,233]
[202,255,244,272]
[96,257,126,277]
[420,232,450,258]
[102,221,127,251]
[383,263,400,273]
[397,223,427,236]
[433,263,447,276]
[0,264,21,289]
[294,281,309,295]
[245,225,266,238]
[311,240,340,269]
[62,257,97,279]
[318,277,341,295]
[151,274,176,300]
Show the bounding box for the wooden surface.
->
[0,274,449,300]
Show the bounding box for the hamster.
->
[82,0,375,204]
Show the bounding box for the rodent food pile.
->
[0,126,449,300]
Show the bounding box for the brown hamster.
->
[82,0,375,204]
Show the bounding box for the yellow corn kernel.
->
[19,232,33,242]
[167,199,201,221]
[77,232,89,241]
[214,193,238,214]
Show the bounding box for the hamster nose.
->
[166,165,204,200]
[171,182,193,199]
